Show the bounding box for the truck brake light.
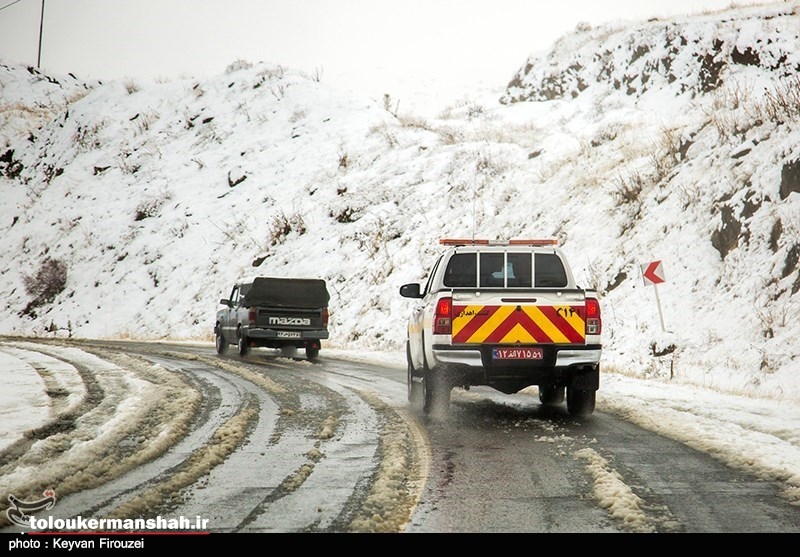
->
[247,307,256,325]
[585,298,601,335]
[433,297,452,335]
[322,307,329,327]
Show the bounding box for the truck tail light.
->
[585,298,601,335]
[433,297,452,335]
[322,307,329,327]
[247,307,256,325]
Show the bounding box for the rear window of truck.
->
[443,252,567,288]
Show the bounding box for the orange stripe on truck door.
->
[452,304,585,344]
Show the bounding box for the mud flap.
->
[570,366,599,390]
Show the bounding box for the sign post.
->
[641,260,666,332]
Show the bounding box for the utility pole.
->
[37,0,45,68]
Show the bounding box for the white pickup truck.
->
[399,239,602,416]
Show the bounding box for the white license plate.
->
[277,331,301,339]
[492,347,543,360]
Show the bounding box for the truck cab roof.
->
[433,240,575,290]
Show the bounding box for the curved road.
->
[1,338,798,533]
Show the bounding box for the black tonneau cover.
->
[241,277,330,308]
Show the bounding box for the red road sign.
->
[642,260,665,285]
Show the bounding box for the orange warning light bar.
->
[507,239,558,246]
[440,238,558,246]
[440,239,489,245]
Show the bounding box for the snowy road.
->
[2,338,799,533]
[0,339,421,533]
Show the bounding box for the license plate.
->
[276,331,301,339]
[492,347,543,360]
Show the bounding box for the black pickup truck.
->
[215,276,330,360]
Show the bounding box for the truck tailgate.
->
[255,307,326,329]
[450,291,587,345]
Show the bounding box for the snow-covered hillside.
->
[1,2,799,399]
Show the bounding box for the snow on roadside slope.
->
[2,5,800,402]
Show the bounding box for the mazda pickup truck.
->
[399,239,602,416]
[215,276,330,360]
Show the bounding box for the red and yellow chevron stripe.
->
[451,304,586,344]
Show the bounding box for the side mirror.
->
[219,298,231,307]
[399,283,422,299]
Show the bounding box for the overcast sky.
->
[0,0,779,104]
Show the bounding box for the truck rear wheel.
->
[215,327,228,355]
[422,368,451,415]
[237,332,249,357]
[305,346,319,360]
[539,385,565,405]
[566,387,595,416]
[407,346,423,410]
